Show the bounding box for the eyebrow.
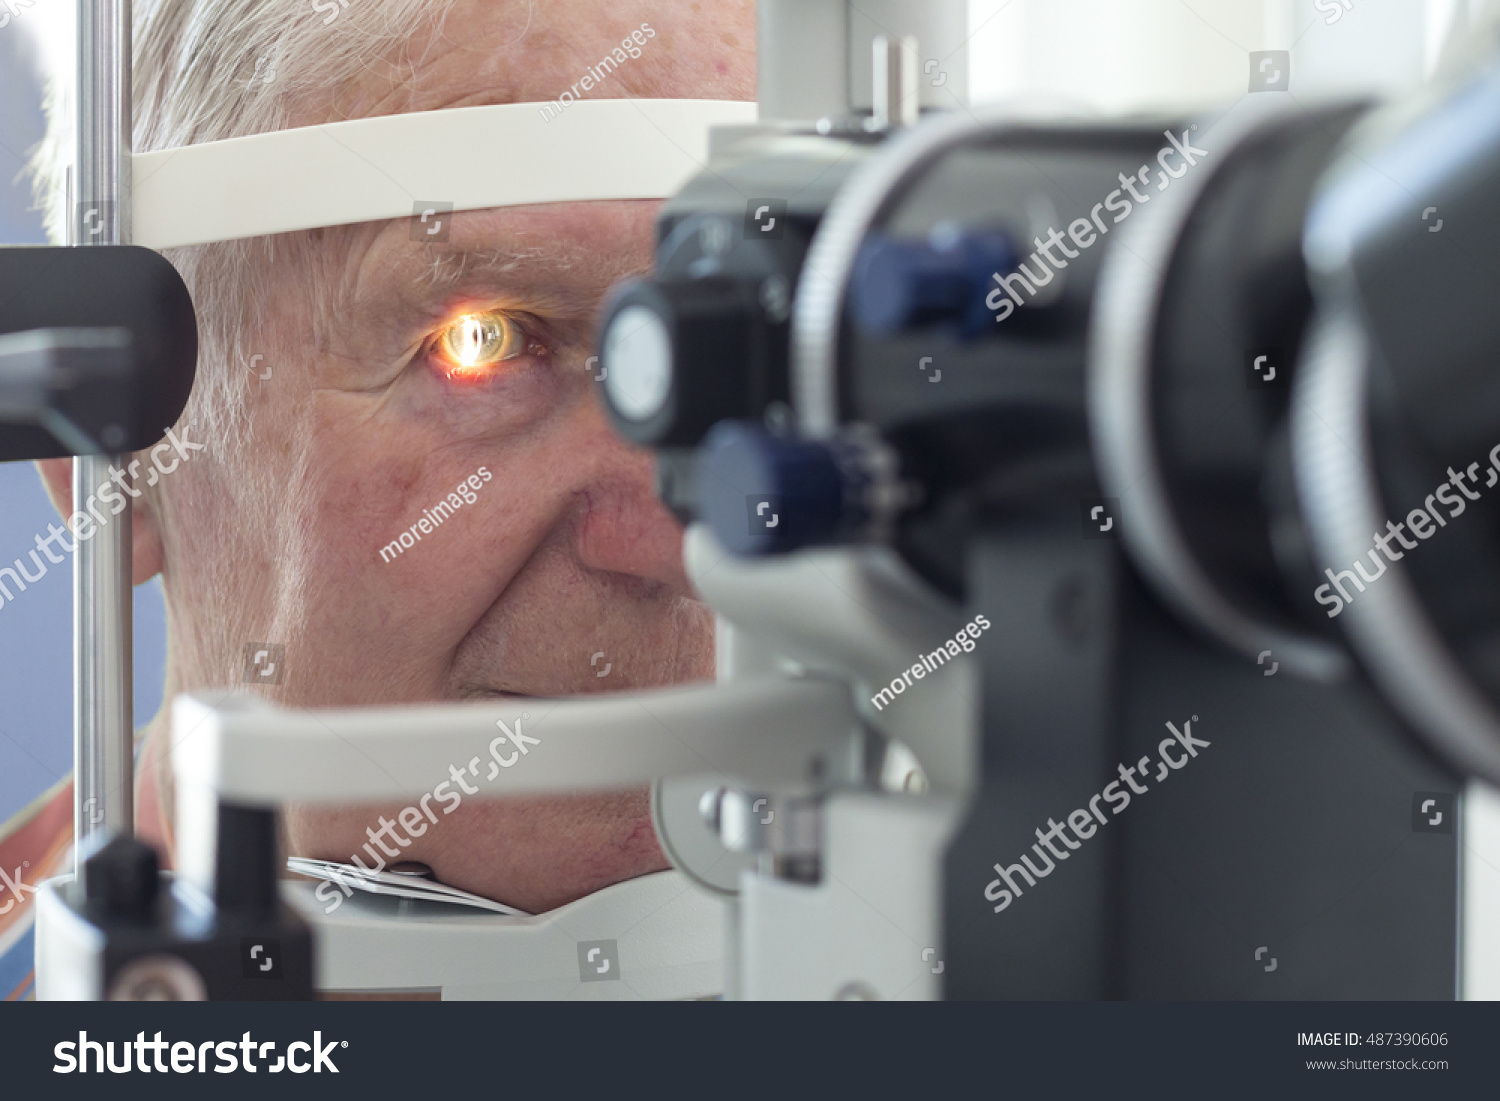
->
[323,207,649,368]
[401,244,605,320]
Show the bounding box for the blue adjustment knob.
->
[698,422,857,556]
[848,223,1016,339]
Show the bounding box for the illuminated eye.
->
[436,312,524,376]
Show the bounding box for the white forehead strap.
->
[132,99,758,250]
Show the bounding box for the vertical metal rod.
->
[73,0,134,856]
[872,34,920,129]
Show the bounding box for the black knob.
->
[80,831,160,921]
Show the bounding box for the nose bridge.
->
[569,395,688,590]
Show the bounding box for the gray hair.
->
[24,0,463,705]
[29,0,459,460]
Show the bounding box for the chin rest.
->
[287,870,723,1000]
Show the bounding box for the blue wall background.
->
[0,24,168,827]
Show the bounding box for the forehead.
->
[282,0,756,272]
[306,0,756,124]
[347,200,659,331]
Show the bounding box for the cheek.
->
[289,435,427,569]
[279,431,528,626]
[268,381,598,645]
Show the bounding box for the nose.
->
[571,407,693,592]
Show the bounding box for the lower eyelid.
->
[429,343,550,383]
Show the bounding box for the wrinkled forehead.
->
[132,99,756,251]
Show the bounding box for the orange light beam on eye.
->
[453,315,486,367]
[437,312,514,379]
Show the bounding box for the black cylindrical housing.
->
[0,245,197,462]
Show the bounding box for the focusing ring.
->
[1293,297,1500,785]
[1089,97,1363,682]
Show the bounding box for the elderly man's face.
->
[181,0,750,913]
